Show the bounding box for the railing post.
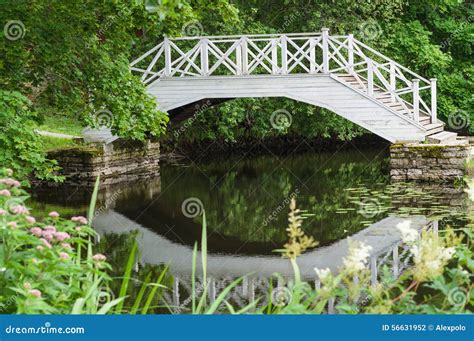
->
[367,59,374,96]
[281,35,288,74]
[200,38,209,76]
[347,34,354,74]
[390,62,396,102]
[164,37,171,77]
[236,39,242,75]
[392,244,399,277]
[241,37,248,75]
[271,38,278,74]
[309,37,316,74]
[370,257,377,286]
[430,78,437,123]
[322,28,329,73]
[412,79,420,123]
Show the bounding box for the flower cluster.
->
[0,169,110,313]
[397,221,418,243]
[282,198,318,259]
[396,220,458,281]
[314,267,331,282]
[342,240,373,274]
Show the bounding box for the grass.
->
[39,135,83,151]
[38,113,84,136]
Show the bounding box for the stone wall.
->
[390,142,472,182]
[43,139,160,187]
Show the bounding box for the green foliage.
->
[0,0,191,139]
[170,0,473,144]
[0,170,172,314]
[0,169,110,313]
[0,91,61,181]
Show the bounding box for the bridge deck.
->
[149,74,427,142]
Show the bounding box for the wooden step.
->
[424,123,445,135]
[426,131,458,143]
[419,116,431,124]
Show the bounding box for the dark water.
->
[101,148,389,253]
[31,147,471,309]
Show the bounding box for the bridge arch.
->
[131,30,456,143]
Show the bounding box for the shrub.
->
[0,169,114,313]
[0,91,61,182]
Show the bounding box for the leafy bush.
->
[0,91,61,181]
[0,169,114,313]
[0,170,169,314]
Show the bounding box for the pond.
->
[31,146,471,311]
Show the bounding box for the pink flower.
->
[92,254,106,262]
[25,216,36,224]
[28,289,42,298]
[54,231,70,241]
[30,227,42,237]
[61,243,72,250]
[7,221,17,229]
[75,226,81,232]
[44,225,56,233]
[40,238,52,249]
[71,216,88,225]
[48,211,59,218]
[42,230,54,241]
[0,189,11,197]
[0,209,6,216]
[0,178,20,187]
[59,252,70,260]
[10,205,28,215]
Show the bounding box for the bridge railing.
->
[161,220,438,314]
[130,30,437,124]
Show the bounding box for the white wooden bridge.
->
[131,29,457,143]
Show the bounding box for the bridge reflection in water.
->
[93,208,438,313]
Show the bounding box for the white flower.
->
[441,247,455,261]
[343,240,373,272]
[397,221,418,243]
[410,245,421,260]
[425,260,441,273]
[314,267,331,281]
